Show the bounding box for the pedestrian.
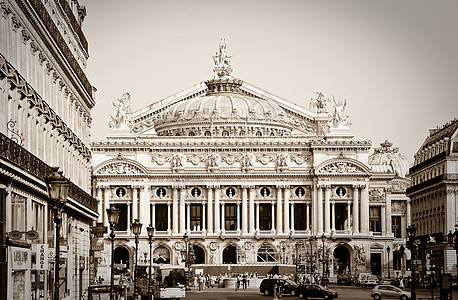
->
[242,273,247,289]
[399,278,404,289]
[236,275,240,291]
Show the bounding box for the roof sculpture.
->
[368,140,411,178]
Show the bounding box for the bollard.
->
[273,284,278,300]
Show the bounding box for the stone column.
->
[202,204,206,232]
[361,185,369,234]
[172,187,178,234]
[236,203,240,232]
[406,199,411,226]
[312,185,318,234]
[249,187,255,234]
[291,203,296,231]
[179,187,186,233]
[347,202,351,231]
[256,203,260,232]
[215,187,220,233]
[331,202,336,232]
[140,185,150,234]
[207,186,213,234]
[97,187,103,223]
[167,203,171,233]
[132,186,138,221]
[103,187,111,227]
[221,203,225,232]
[386,188,392,236]
[276,186,283,234]
[242,187,248,234]
[306,203,310,231]
[317,186,323,234]
[324,186,331,234]
[152,203,156,228]
[271,203,276,232]
[352,186,360,233]
[186,203,191,232]
[284,187,290,233]
[381,204,386,235]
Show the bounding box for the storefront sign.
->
[36,244,48,270]
[11,247,30,270]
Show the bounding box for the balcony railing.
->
[0,132,97,212]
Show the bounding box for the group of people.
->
[235,273,250,290]
[193,273,213,290]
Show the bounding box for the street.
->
[185,284,454,300]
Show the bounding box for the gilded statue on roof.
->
[109,92,133,130]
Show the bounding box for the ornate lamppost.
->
[320,234,329,287]
[182,232,195,291]
[132,219,143,300]
[89,222,107,286]
[106,205,120,300]
[387,246,391,279]
[45,167,70,300]
[406,225,417,300]
[147,225,154,300]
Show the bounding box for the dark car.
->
[337,274,352,286]
[259,278,298,296]
[296,284,338,299]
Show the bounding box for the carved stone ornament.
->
[244,241,253,250]
[391,201,406,213]
[174,241,185,251]
[290,154,308,165]
[328,95,352,129]
[369,188,385,202]
[392,180,408,193]
[276,153,290,172]
[212,38,232,78]
[317,161,365,174]
[209,241,218,251]
[241,153,255,172]
[188,154,203,166]
[259,153,273,165]
[354,245,366,265]
[171,154,186,171]
[96,162,143,175]
[151,155,168,165]
[207,153,220,172]
[223,154,237,165]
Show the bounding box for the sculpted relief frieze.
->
[317,161,366,175]
[391,201,406,213]
[96,162,144,175]
[369,188,385,202]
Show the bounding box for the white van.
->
[356,273,371,287]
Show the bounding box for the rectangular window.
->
[259,203,272,230]
[11,193,26,232]
[294,203,307,230]
[155,204,168,231]
[31,201,45,243]
[225,204,237,230]
[392,216,402,238]
[190,204,203,231]
[114,204,128,231]
[369,206,381,232]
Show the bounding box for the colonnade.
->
[96,183,395,237]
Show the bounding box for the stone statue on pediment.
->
[213,38,233,78]
[328,95,351,129]
[313,91,329,112]
[109,92,133,130]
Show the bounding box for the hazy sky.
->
[81,0,458,162]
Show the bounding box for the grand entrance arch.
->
[193,245,205,264]
[114,246,130,270]
[334,245,351,274]
[223,245,237,264]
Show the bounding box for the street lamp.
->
[387,246,391,279]
[147,225,154,300]
[132,219,143,300]
[106,205,120,300]
[45,167,70,300]
[320,234,329,287]
[406,225,417,300]
[182,232,195,291]
[89,222,107,287]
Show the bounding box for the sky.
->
[80,0,458,162]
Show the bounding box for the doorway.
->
[370,253,382,275]
[334,245,351,274]
[223,245,237,264]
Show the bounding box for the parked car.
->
[371,285,411,300]
[356,273,371,287]
[363,275,379,288]
[337,274,352,286]
[259,278,298,296]
[296,284,338,299]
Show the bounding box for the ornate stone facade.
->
[92,41,411,281]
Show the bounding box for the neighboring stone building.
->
[0,1,97,299]
[91,40,411,282]
[406,118,458,278]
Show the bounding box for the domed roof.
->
[368,140,411,178]
[153,78,294,137]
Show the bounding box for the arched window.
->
[226,187,236,198]
[188,131,195,136]
[193,245,205,264]
[156,188,166,198]
[153,246,170,264]
[204,131,211,136]
[256,131,262,136]
[223,245,237,264]
[257,245,276,262]
[222,130,229,136]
